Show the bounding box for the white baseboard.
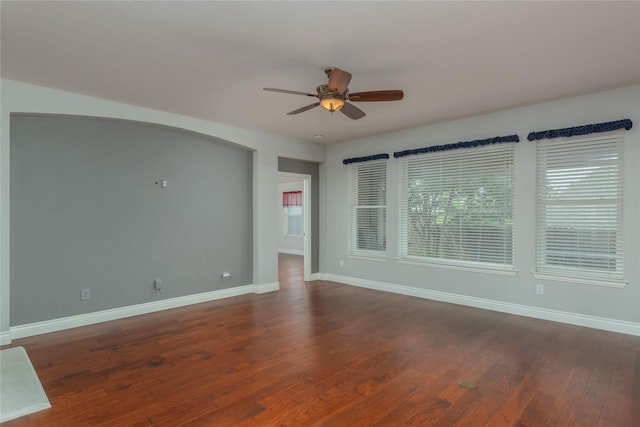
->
[278,249,304,256]
[0,330,11,346]
[254,282,279,294]
[8,275,638,341]
[324,274,640,336]
[308,273,325,282]
[9,283,278,341]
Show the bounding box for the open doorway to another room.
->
[278,172,310,286]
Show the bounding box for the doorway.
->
[278,172,311,281]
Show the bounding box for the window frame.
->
[283,205,303,237]
[534,131,626,287]
[348,160,388,259]
[398,143,516,273]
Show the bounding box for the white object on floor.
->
[0,346,51,422]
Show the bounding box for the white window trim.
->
[532,272,627,288]
[398,143,515,270]
[348,160,388,257]
[283,205,303,237]
[534,131,625,286]
[347,253,389,262]
[397,257,517,276]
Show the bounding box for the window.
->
[283,191,303,236]
[399,143,515,270]
[535,132,624,284]
[349,161,387,255]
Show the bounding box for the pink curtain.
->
[283,191,302,206]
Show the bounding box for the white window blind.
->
[284,205,303,236]
[535,132,624,283]
[399,143,515,269]
[349,161,387,255]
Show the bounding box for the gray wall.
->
[278,157,320,273]
[11,115,253,325]
[324,85,640,324]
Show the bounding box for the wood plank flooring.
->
[2,253,639,426]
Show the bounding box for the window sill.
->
[347,253,389,262]
[397,258,517,276]
[532,273,627,288]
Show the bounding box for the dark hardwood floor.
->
[2,253,639,426]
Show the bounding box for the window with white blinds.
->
[284,205,303,236]
[535,132,624,284]
[349,161,387,256]
[399,143,515,270]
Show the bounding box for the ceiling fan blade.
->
[327,68,352,95]
[348,90,404,102]
[264,88,317,97]
[340,102,366,120]
[287,102,320,115]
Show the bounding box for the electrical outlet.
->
[339,260,344,268]
[536,284,544,295]
[81,288,90,301]
[154,278,162,292]
[221,272,231,280]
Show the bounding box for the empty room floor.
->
[2,254,639,426]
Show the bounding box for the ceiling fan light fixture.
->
[319,95,345,112]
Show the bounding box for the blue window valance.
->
[393,134,520,158]
[342,153,389,165]
[527,119,632,141]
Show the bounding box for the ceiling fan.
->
[263,67,404,120]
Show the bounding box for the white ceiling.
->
[2,1,639,144]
